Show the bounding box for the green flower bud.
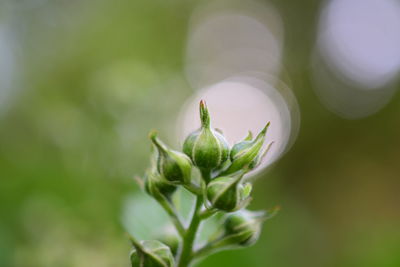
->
[144,170,177,200]
[206,170,249,212]
[130,239,174,267]
[144,145,177,200]
[222,123,270,175]
[248,141,274,170]
[183,100,229,172]
[222,210,265,247]
[150,132,192,185]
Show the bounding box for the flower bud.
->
[150,132,192,185]
[222,123,270,175]
[206,170,249,212]
[222,210,265,247]
[183,100,229,172]
[144,145,177,200]
[248,141,274,170]
[144,170,177,201]
[130,239,174,267]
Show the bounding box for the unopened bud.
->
[183,100,229,172]
[150,132,192,185]
[248,141,274,170]
[144,170,176,200]
[130,239,174,267]
[206,170,249,212]
[223,123,270,175]
[222,210,265,247]
[144,145,177,200]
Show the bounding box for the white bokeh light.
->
[180,1,299,173]
[311,54,397,119]
[0,25,16,116]
[185,1,283,89]
[319,0,400,89]
[177,77,299,173]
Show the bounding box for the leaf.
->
[121,191,171,240]
[171,187,195,224]
[121,188,222,249]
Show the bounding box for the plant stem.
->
[200,168,211,184]
[198,208,217,220]
[177,195,203,267]
[192,235,228,259]
[184,183,202,195]
[193,242,216,259]
[156,196,186,236]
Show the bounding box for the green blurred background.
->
[1,0,400,266]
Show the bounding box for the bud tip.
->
[148,130,167,153]
[265,141,274,152]
[148,130,158,141]
[245,131,253,141]
[134,175,144,188]
[199,99,206,109]
[199,100,210,128]
[261,122,271,134]
[261,205,280,221]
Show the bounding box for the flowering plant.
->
[130,101,278,267]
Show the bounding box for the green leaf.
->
[171,187,195,223]
[121,191,172,240]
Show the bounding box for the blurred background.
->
[1,0,400,266]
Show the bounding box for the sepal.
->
[222,123,270,175]
[150,131,192,185]
[144,170,176,201]
[206,170,250,212]
[221,210,265,247]
[130,239,175,267]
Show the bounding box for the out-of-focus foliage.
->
[0,0,399,266]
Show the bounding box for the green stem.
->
[156,196,186,237]
[177,195,203,267]
[184,183,202,196]
[193,234,236,260]
[199,208,217,220]
[193,242,216,259]
[200,168,211,184]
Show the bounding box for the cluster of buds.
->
[130,100,276,267]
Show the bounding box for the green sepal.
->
[206,170,249,212]
[144,170,177,201]
[248,141,274,170]
[150,131,192,185]
[222,123,270,175]
[130,239,175,267]
[242,183,252,198]
[222,210,265,247]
